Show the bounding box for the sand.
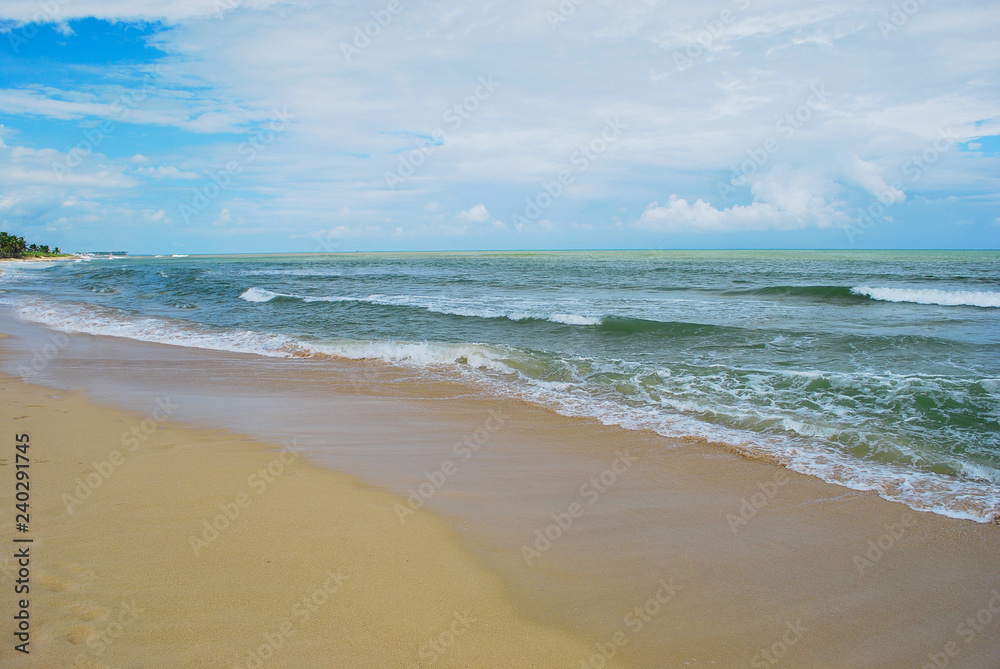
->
[1,318,999,668]
[0,374,621,668]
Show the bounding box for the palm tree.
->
[0,232,27,258]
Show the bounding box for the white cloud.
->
[848,155,905,204]
[638,196,786,232]
[0,144,135,189]
[638,167,848,233]
[0,139,139,242]
[457,203,490,223]
[0,86,273,134]
[137,165,200,179]
[311,225,356,241]
[0,0,998,249]
[0,0,301,24]
[212,208,231,226]
[142,208,168,222]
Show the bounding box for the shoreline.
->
[1,315,999,666]
[4,292,996,524]
[0,257,76,263]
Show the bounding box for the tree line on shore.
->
[0,231,63,258]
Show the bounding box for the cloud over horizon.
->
[0,0,997,252]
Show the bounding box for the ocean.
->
[2,250,998,521]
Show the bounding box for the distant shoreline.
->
[94,248,1000,260]
[0,255,76,263]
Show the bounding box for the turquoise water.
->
[2,250,998,520]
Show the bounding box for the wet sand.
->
[1,312,999,667]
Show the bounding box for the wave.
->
[724,284,1000,309]
[240,288,738,336]
[851,286,1000,308]
[239,287,287,303]
[12,299,302,358]
[10,297,523,375]
[732,285,861,300]
[597,316,737,336]
[238,288,602,326]
[8,295,1000,523]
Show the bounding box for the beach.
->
[1,307,999,668]
[0,362,617,668]
[3,0,997,663]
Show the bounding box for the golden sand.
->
[0,375,621,668]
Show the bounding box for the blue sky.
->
[0,0,997,254]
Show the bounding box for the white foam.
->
[238,287,604,325]
[239,287,285,303]
[852,286,1000,308]
[11,297,520,376]
[550,313,603,326]
[307,339,520,375]
[13,299,301,358]
[512,380,1000,523]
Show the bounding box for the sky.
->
[0,0,998,254]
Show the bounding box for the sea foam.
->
[852,286,1000,308]
[239,287,604,325]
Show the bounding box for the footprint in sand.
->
[66,603,111,621]
[35,568,116,654]
[35,563,96,592]
[61,601,135,669]
[65,623,98,645]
